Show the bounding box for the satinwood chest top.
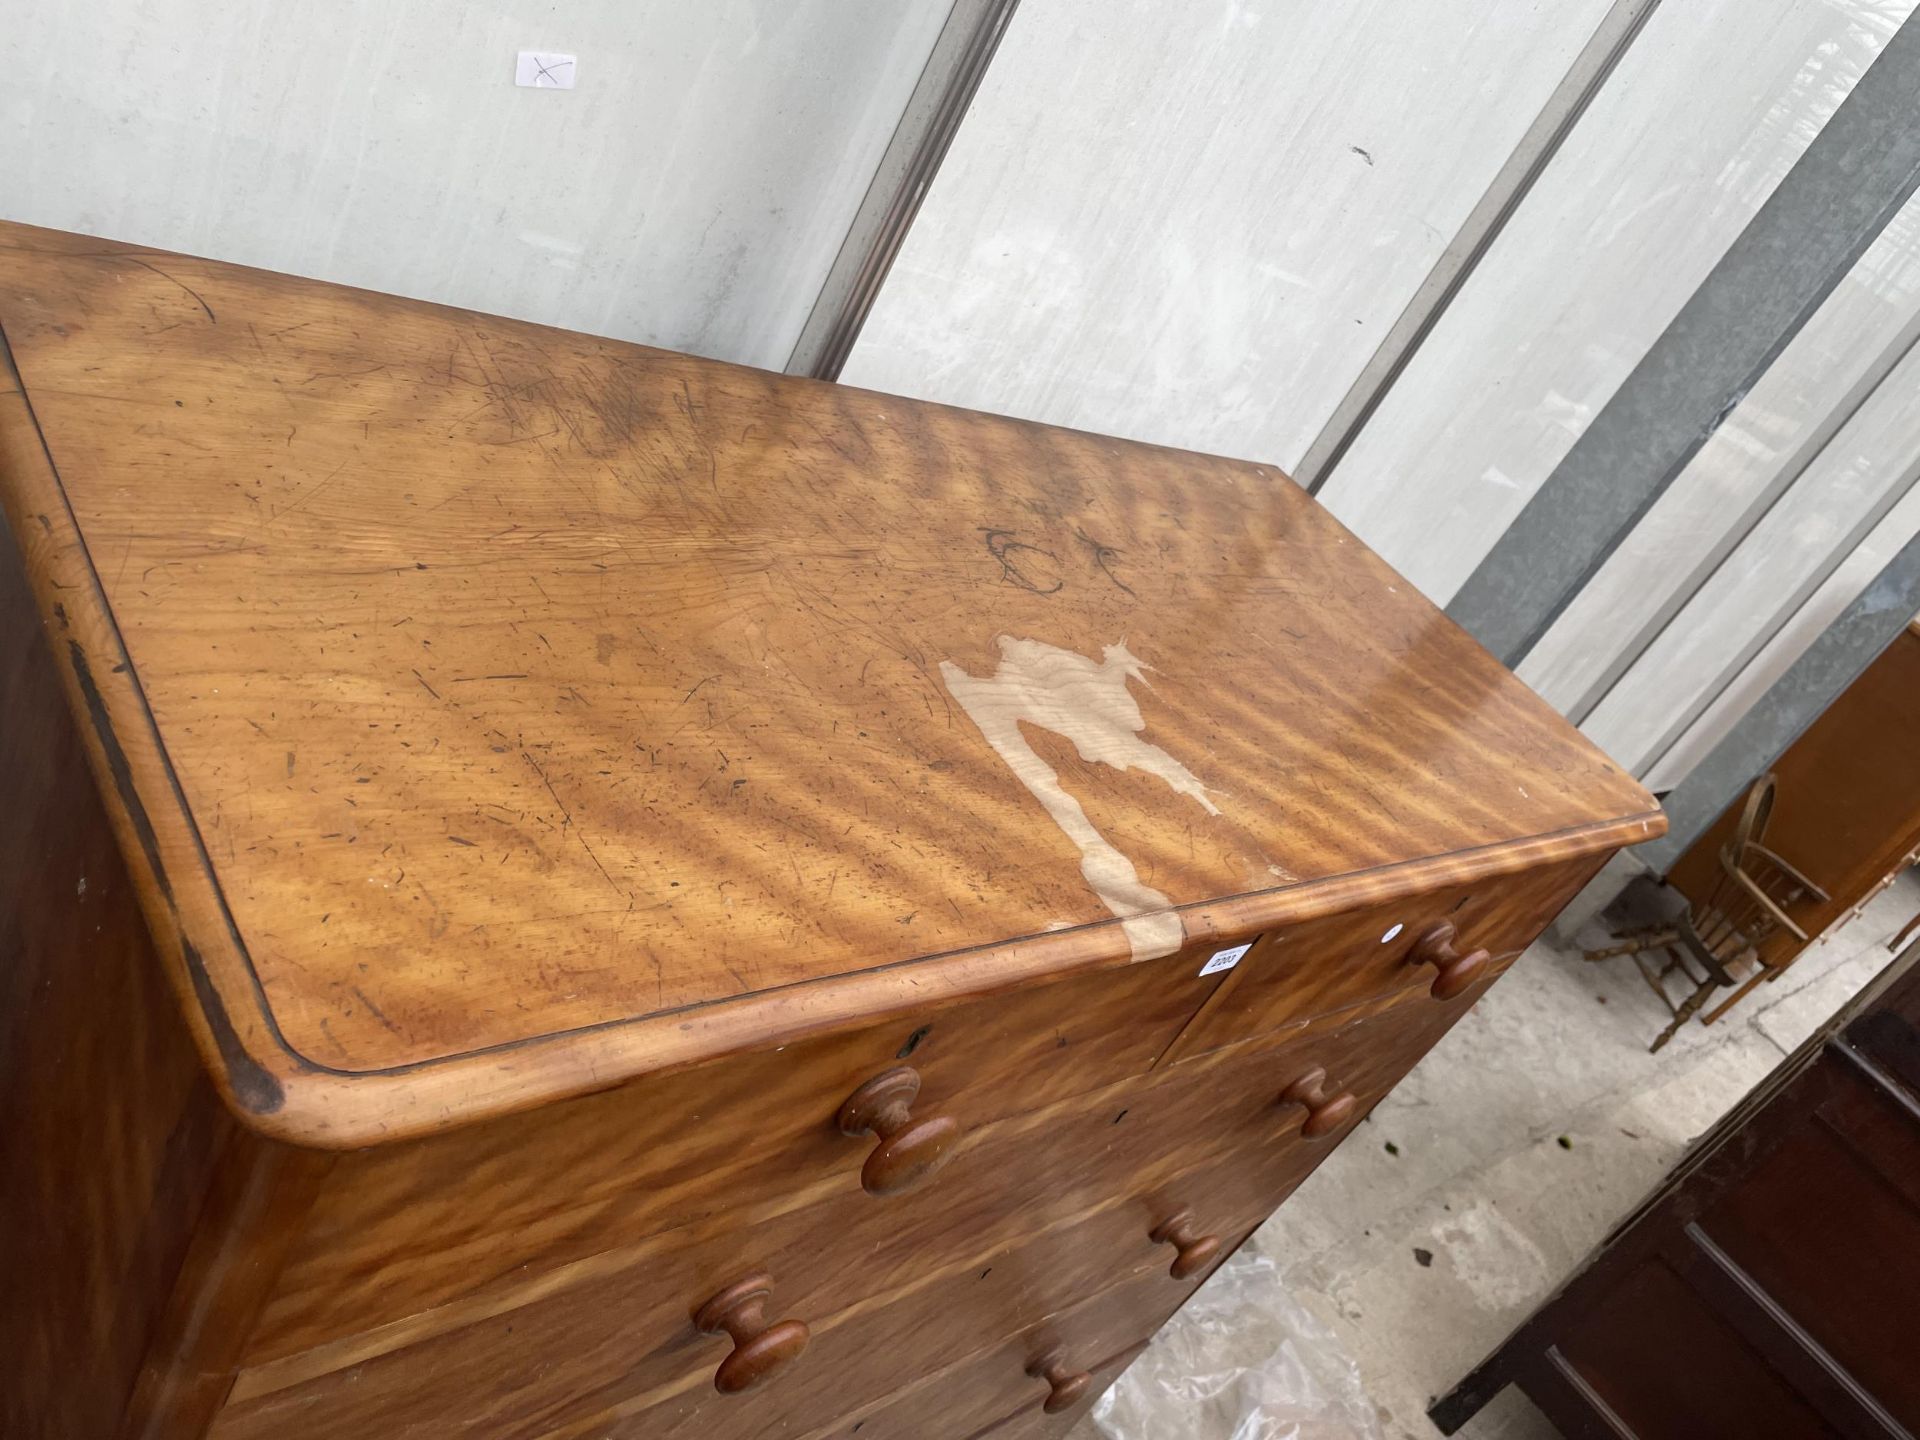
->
[0,222,1660,1142]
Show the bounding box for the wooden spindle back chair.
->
[1585,775,1828,1051]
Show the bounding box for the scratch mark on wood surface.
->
[349,984,402,1037]
[522,750,626,899]
[125,257,216,323]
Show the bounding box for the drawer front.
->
[213,1166,1237,1440]
[1163,853,1602,1064]
[221,983,1468,1440]
[1120,983,1473,1219]
[566,1270,1178,1440]
[248,938,1233,1363]
[966,1346,1145,1440]
[804,1340,1148,1440]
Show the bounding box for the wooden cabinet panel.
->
[228,1027,1325,1415]
[0,422,333,1440]
[1668,623,1920,970]
[1558,1263,1833,1440]
[1164,855,1603,1063]
[1136,969,1493,1194]
[1696,1067,1920,1424]
[1435,953,1920,1440]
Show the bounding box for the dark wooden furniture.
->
[1432,943,1920,1440]
[0,222,1661,1440]
[1669,621,1920,977]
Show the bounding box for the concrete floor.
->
[1082,868,1919,1440]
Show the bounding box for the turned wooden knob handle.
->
[1278,1065,1358,1139]
[1028,1351,1093,1414]
[1150,1209,1223,1279]
[836,1066,959,1196]
[693,1272,810,1394]
[1410,921,1489,1000]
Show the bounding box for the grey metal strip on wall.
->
[1564,304,1920,726]
[1446,12,1920,669]
[786,0,1021,382]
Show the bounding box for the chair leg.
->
[1630,945,1694,1015]
[1650,976,1717,1053]
[1583,927,1679,963]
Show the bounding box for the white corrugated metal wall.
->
[6,0,1914,805]
[842,0,1920,801]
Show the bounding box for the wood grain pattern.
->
[0,221,1660,1144]
[965,1347,1145,1440]
[970,1347,1147,1440]
[1695,1066,1920,1424]
[2,222,1667,1440]
[238,975,1463,1403]
[241,940,1223,1364]
[543,1263,1186,1440]
[121,1137,331,1440]
[211,1166,1235,1440]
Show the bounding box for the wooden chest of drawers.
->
[0,222,1663,1440]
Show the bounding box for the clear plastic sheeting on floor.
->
[1091,1252,1384,1440]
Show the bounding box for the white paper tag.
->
[515,52,578,88]
[1199,942,1252,977]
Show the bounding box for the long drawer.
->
[246,855,1582,1366]
[244,872,1504,1367]
[211,1171,1241,1440]
[552,1273,1175,1440]
[245,934,1236,1364]
[215,989,1463,1438]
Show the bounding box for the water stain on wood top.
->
[0,222,1660,1093]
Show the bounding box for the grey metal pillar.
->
[1446,12,1920,669]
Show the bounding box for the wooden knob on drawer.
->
[693,1272,810,1394]
[836,1066,959,1196]
[1150,1209,1223,1279]
[1277,1066,1358,1138]
[1028,1351,1093,1414]
[1410,921,1489,1000]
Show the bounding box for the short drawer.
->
[247,935,1235,1364]
[212,1162,1236,1440]
[967,1346,1146,1440]
[570,1266,1181,1440]
[1162,853,1601,1063]
[1109,974,1491,1238]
